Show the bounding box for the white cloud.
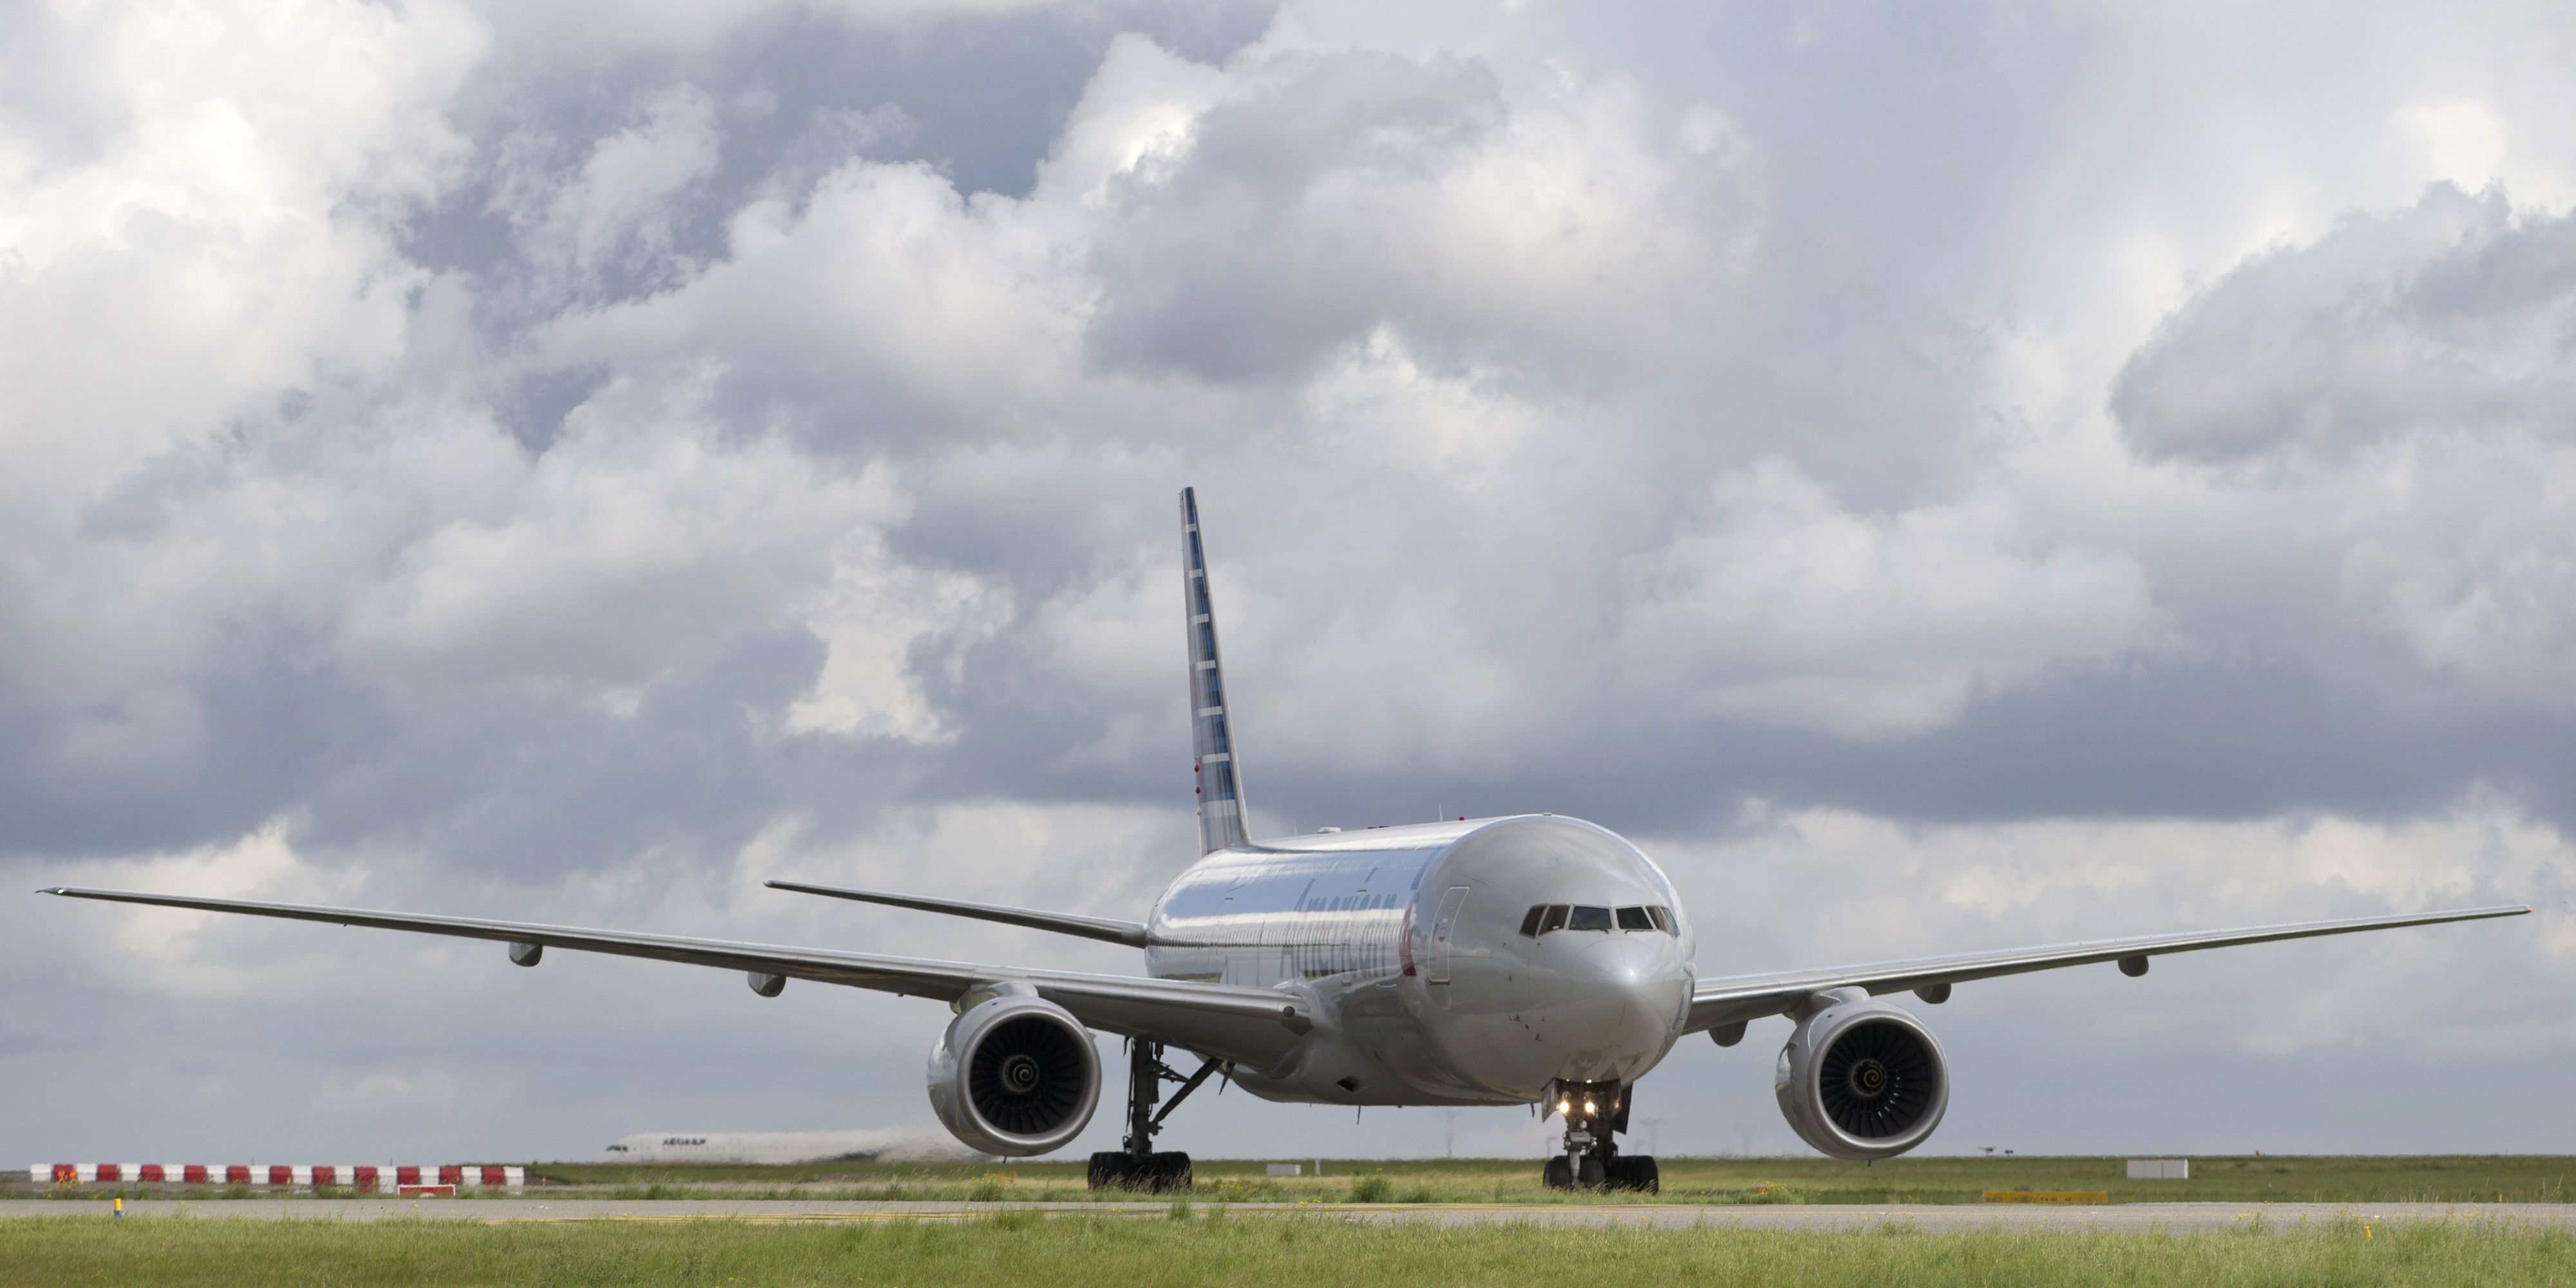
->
[0,0,484,509]
[30,819,362,996]
[1038,33,1232,209]
[0,0,493,787]
[342,386,903,692]
[1301,327,1551,480]
[1618,459,2158,741]
[493,83,723,294]
[1652,791,2570,1057]
[2390,98,2576,214]
[788,522,1009,741]
[2114,185,2576,466]
[1081,47,1759,381]
[536,156,1089,434]
[2110,187,2576,710]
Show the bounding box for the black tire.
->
[1542,1155,1574,1190]
[1150,1151,1193,1192]
[1611,1156,1659,1194]
[1577,1154,1607,1189]
[1087,1151,1132,1191]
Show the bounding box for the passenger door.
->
[1426,886,1470,986]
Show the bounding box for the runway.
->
[5,1198,2571,1233]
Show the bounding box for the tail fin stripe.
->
[1181,488,1251,853]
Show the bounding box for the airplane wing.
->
[1685,904,2530,1034]
[38,887,1312,1070]
[763,879,1150,947]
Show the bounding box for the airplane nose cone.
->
[1543,935,1687,1081]
[1579,936,1687,1019]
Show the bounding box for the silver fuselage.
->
[1144,814,1693,1106]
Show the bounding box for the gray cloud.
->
[1080,49,1756,386]
[2116,184,2576,464]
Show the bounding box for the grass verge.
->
[5,1210,2573,1287]
[518,1154,2576,1205]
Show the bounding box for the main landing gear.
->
[1086,1038,1217,1191]
[1540,1080,1658,1193]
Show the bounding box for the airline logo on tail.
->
[1182,488,1247,855]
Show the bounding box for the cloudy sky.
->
[8,0,2576,1165]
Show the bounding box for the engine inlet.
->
[1817,1018,1938,1139]
[967,1015,1092,1136]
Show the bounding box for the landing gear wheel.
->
[1604,1156,1660,1193]
[1541,1079,1647,1193]
[1087,1150,1193,1192]
[1086,1039,1214,1191]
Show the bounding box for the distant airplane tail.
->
[1182,488,1249,853]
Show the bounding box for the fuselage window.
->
[1519,906,1545,938]
[1615,905,1653,931]
[1538,904,1569,934]
[1647,905,1674,934]
[1567,905,1613,931]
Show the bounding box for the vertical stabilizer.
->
[1181,488,1250,853]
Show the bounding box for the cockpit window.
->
[1522,902,1676,936]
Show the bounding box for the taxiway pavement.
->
[3,1198,2570,1233]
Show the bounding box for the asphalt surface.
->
[4,1198,2571,1232]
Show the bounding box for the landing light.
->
[1557,1098,1571,1114]
[1582,1099,1597,1115]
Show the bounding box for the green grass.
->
[498,1155,2576,1205]
[4,1210,2570,1286]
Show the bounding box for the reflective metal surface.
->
[1144,814,1696,1104]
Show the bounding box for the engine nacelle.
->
[926,992,1101,1157]
[1773,994,1949,1160]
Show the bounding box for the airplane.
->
[43,487,2529,1191]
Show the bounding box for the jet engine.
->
[1772,993,1948,1160]
[926,992,1101,1156]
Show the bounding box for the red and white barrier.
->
[30,1164,523,1191]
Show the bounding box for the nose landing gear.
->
[1539,1081,1658,1193]
[1086,1038,1215,1191]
